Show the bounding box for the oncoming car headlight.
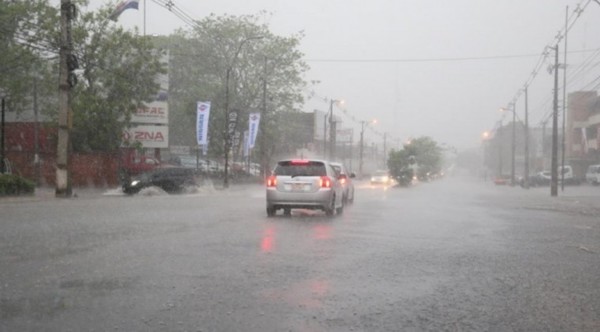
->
[130,180,140,186]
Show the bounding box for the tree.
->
[167,13,308,172]
[1,1,165,152]
[0,0,58,112]
[388,136,443,184]
[67,2,165,152]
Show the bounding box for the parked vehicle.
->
[266,159,344,217]
[585,164,600,185]
[330,162,356,204]
[531,171,551,186]
[122,167,198,195]
[494,174,511,185]
[558,165,578,184]
[525,167,580,187]
[1,158,13,175]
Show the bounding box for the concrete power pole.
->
[56,0,76,197]
[551,45,559,197]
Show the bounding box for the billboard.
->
[131,101,168,124]
[122,125,169,149]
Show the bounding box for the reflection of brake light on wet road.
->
[313,224,331,240]
[261,227,275,252]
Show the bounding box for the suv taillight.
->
[320,176,332,188]
[267,176,277,187]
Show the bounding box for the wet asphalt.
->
[1,176,599,331]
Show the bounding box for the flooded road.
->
[1,176,599,331]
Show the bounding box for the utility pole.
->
[261,56,267,180]
[524,86,530,189]
[551,45,559,197]
[383,132,387,168]
[1,97,5,174]
[33,77,40,185]
[56,0,75,197]
[223,67,231,188]
[561,6,568,192]
[329,100,335,161]
[322,113,327,158]
[510,103,516,186]
[359,121,366,177]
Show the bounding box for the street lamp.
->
[500,105,517,186]
[328,99,344,161]
[359,118,376,177]
[223,35,263,188]
[481,131,491,181]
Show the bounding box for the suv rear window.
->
[274,161,326,177]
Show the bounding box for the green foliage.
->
[388,136,443,183]
[168,13,308,163]
[0,174,35,196]
[0,0,59,113]
[1,1,164,152]
[68,3,165,152]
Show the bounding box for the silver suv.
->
[266,159,344,217]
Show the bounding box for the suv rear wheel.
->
[266,207,276,217]
[324,196,335,216]
[336,202,344,215]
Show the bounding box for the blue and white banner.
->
[243,131,249,157]
[196,101,211,146]
[248,113,261,149]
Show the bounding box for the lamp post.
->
[328,99,343,161]
[359,121,367,177]
[500,105,517,186]
[359,119,376,177]
[482,131,490,181]
[223,36,263,188]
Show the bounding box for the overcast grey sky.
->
[104,0,600,150]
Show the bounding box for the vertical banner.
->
[196,101,211,146]
[243,130,250,157]
[248,113,261,149]
[582,127,588,154]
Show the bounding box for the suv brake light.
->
[290,159,310,164]
[267,176,277,187]
[320,176,332,188]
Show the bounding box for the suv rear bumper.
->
[266,188,333,210]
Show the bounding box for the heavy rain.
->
[1,1,600,331]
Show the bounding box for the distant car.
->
[371,170,392,185]
[558,165,580,185]
[330,162,356,204]
[266,159,344,217]
[122,167,198,195]
[493,175,510,185]
[524,171,550,187]
[585,164,600,185]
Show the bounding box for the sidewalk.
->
[484,179,600,218]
